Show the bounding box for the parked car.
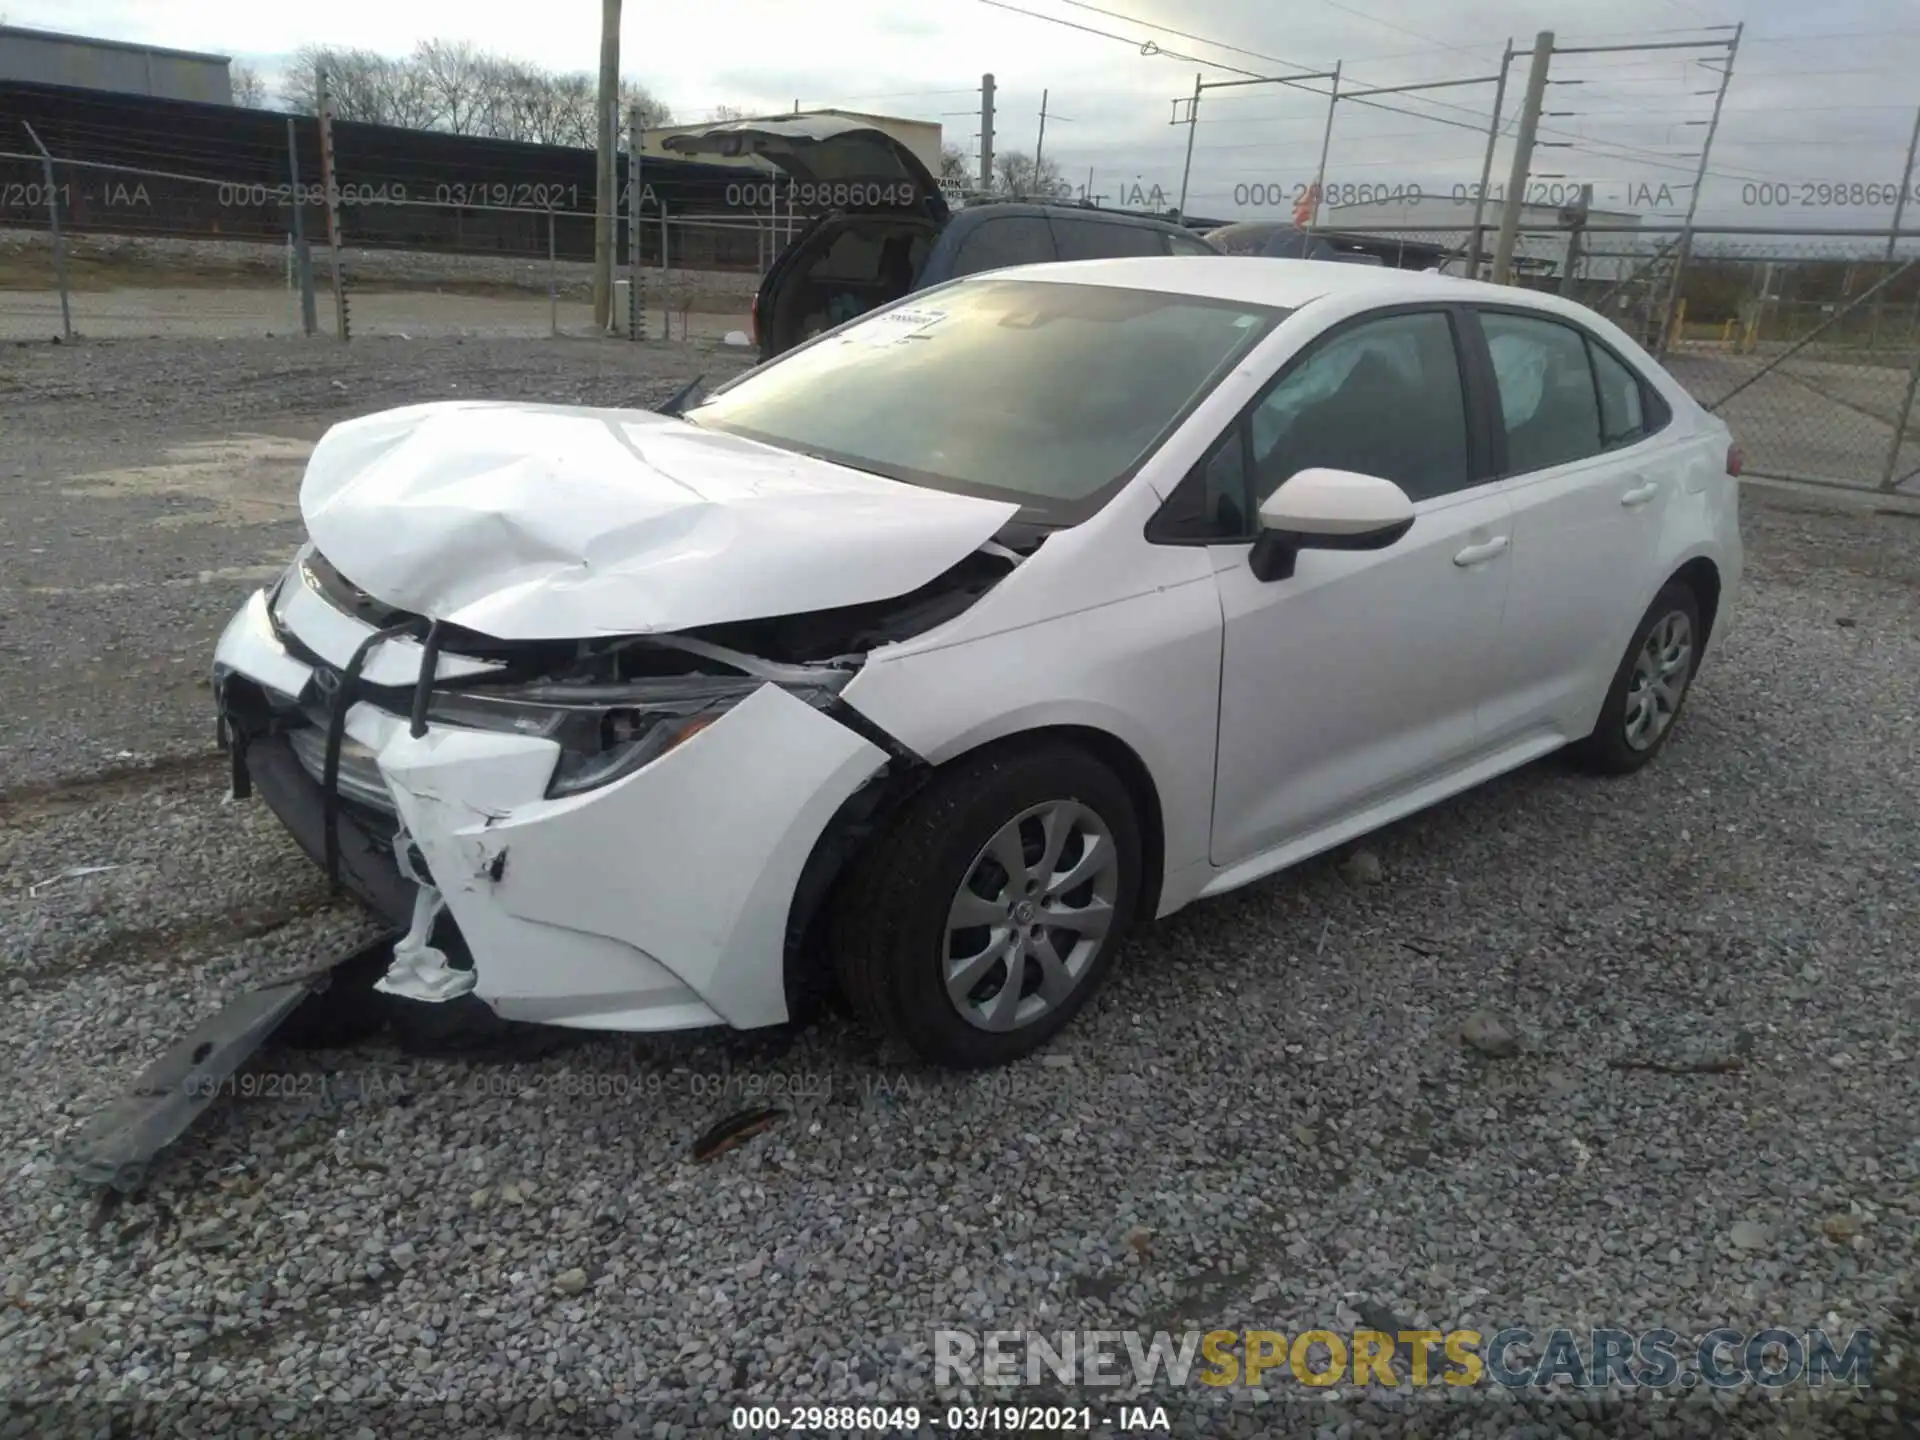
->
[661,115,1220,359]
[213,257,1742,1068]
[1206,220,1388,264]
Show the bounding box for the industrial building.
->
[0,24,233,105]
[1322,195,1647,281]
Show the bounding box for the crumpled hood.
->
[298,400,1020,640]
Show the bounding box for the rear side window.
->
[950,216,1055,277]
[1481,311,1603,474]
[1589,340,1647,448]
[1051,216,1165,261]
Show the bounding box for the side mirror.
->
[1249,467,1416,582]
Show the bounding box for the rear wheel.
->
[831,742,1141,1068]
[1571,580,1702,775]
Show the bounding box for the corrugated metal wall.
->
[0,81,771,267]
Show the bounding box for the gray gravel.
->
[1,336,1917,1438]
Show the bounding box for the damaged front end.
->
[212,535,1022,1032]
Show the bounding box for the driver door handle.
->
[1453,536,1510,567]
[1621,481,1660,507]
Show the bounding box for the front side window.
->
[686,278,1287,523]
[1247,310,1472,504]
[949,216,1054,276]
[1481,310,1604,473]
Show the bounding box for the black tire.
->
[1571,579,1703,776]
[830,740,1142,1069]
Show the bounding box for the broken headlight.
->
[425,673,851,798]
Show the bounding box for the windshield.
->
[684,277,1287,523]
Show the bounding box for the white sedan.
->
[212,257,1742,1068]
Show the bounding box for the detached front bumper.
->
[213,587,889,1032]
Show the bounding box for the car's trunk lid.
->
[661,117,949,223]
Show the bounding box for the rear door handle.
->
[1453,536,1510,567]
[1621,481,1660,507]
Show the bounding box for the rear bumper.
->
[214,586,890,1033]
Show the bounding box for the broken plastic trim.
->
[320,620,415,893]
[410,619,447,739]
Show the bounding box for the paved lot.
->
[0,335,1916,1437]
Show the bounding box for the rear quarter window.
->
[1051,216,1166,261]
[949,216,1056,277]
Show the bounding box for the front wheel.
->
[831,742,1142,1068]
[1571,579,1703,775]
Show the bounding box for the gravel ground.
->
[1,336,1917,1438]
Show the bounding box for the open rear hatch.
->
[662,116,949,222]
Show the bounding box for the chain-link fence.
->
[0,146,773,343]
[5,140,1919,496]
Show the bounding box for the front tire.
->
[1571,579,1703,775]
[831,741,1142,1068]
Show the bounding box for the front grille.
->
[304,549,420,630]
[287,724,397,816]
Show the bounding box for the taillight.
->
[1726,442,1745,476]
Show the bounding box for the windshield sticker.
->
[860,307,948,345]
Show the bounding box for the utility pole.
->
[315,68,348,341]
[1304,61,1341,231]
[1467,41,1513,279]
[592,0,622,332]
[1172,68,1339,224]
[979,73,996,195]
[1033,90,1048,197]
[1491,30,1552,286]
[1175,73,1201,221]
[1656,21,1740,354]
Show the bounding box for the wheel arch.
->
[781,720,1169,1017]
[1668,553,1722,653]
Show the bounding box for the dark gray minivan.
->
[662,115,1220,360]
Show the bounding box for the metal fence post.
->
[20,122,72,341]
[315,70,349,341]
[1881,352,1920,491]
[286,115,317,336]
[627,105,644,341]
[659,201,670,338]
[547,204,558,338]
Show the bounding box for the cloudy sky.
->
[10,0,1920,230]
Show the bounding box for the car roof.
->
[995,255,1610,326]
[958,201,1192,232]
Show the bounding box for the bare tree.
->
[939,143,972,184]
[281,44,433,128]
[994,149,1067,198]
[229,62,269,109]
[708,104,751,122]
[413,39,489,133]
[620,79,673,132]
[276,40,672,144]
